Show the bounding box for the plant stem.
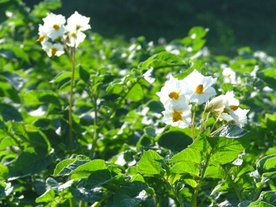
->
[190,152,211,207]
[69,48,76,154]
[89,81,137,158]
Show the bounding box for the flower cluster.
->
[157,69,249,129]
[38,12,91,57]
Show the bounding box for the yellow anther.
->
[172,111,182,122]
[53,24,60,30]
[51,48,57,56]
[169,91,179,99]
[195,84,204,94]
[230,105,238,111]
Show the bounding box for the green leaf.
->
[1,71,24,91]
[214,124,248,138]
[71,159,107,179]
[36,189,55,203]
[126,83,144,101]
[157,129,192,152]
[205,165,226,178]
[78,65,90,83]
[86,169,112,188]
[137,150,163,176]
[113,181,148,207]
[70,185,104,203]
[257,154,276,175]
[53,155,90,176]
[246,191,276,207]
[0,163,8,180]
[9,147,52,178]
[258,68,276,90]
[0,103,22,122]
[170,148,201,176]
[208,137,245,165]
[188,26,208,39]
[139,51,184,70]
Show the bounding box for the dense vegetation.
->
[0,0,276,206]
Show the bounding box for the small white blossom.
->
[66,30,86,48]
[222,67,238,84]
[42,13,66,40]
[182,69,217,105]
[162,105,192,128]
[156,74,189,111]
[66,11,91,32]
[42,42,64,57]
[208,91,249,127]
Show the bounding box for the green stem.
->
[191,152,211,207]
[89,81,137,158]
[69,48,76,154]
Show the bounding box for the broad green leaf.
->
[258,68,276,90]
[188,26,208,39]
[137,150,163,176]
[70,185,104,203]
[126,83,144,101]
[139,51,184,70]
[0,103,22,122]
[214,124,248,138]
[157,130,192,152]
[247,191,276,207]
[1,71,24,91]
[113,181,148,207]
[35,189,55,203]
[205,165,225,178]
[31,0,62,17]
[190,135,212,157]
[257,154,276,175]
[53,155,90,176]
[170,148,201,176]
[170,162,199,176]
[0,163,8,180]
[78,65,90,83]
[50,71,71,89]
[21,91,41,106]
[71,159,107,179]
[208,138,245,165]
[86,169,112,188]
[9,147,52,178]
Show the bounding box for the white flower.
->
[38,24,48,43]
[162,105,192,128]
[156,74,189,111]
[143,68,155,84]
[229,108,250,127]
[182,70,217,105]
[66,30,86,48]
[222,67,236,83]
[208,91,249,127]
[207,94,225,113]
[66,11,91,32]
[223,91,239,112]
[42,13,66,40]
[42,41,64,57]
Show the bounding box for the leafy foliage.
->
[0,0,276,206]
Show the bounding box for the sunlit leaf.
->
[137,150,163,176]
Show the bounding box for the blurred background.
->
[24,0,276,54]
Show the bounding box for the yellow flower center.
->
[172,111,182,122]
[169,91,179,99]
[195,84,204,94]
[38,35,46,42]
[53,24,60,30]
[76,24,81,30]
[51,48,57,56]
[230,105,238,111]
